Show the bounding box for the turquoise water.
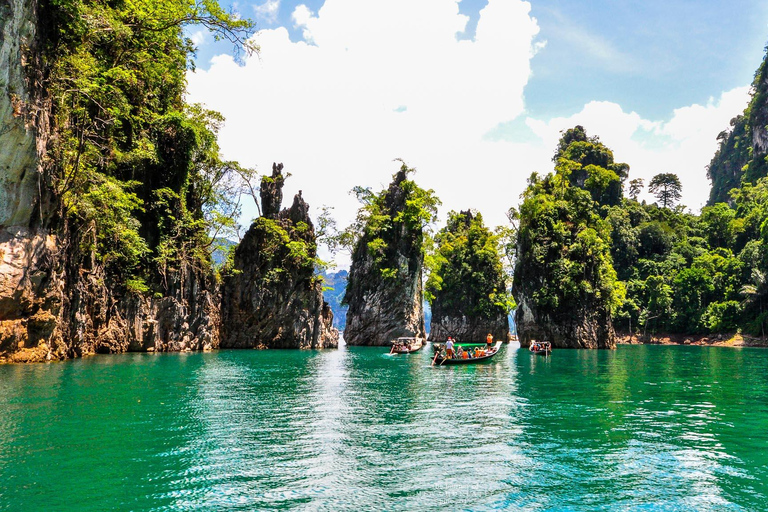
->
[1,344,767,511]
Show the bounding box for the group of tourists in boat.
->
[431,333,502,365]
[388,332,552,364]
[529,341,552,355]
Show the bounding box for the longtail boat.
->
[389,337,425,354]
[432,341,502,365]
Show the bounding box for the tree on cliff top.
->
[426,210,514,318]
[341,163,440,285]
[552,125,629,207]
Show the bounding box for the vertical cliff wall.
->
[0,0,219,362]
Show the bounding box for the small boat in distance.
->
[390,337,425,354]
[432,341,502,365]
[529,341,552,355]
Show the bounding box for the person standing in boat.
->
[445,337,455,359]
[486,333,493,350]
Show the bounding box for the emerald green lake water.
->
[1,344,767,511]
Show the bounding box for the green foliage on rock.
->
[42,0,256,293]
[426,210,514,319]
[341,163,440,285]
[513,128,625,347]
[707,46,768,205]
[513,122,768,341]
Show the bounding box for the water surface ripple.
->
[1,344,766,510]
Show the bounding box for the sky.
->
[186,0,768,264]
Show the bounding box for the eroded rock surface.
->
[221,163,338,349]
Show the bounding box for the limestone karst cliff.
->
[708,51,768,205]
[427,210,510,343]
[220,163,338,349]
[343,165,438,346]
[512,127,620,349]
[0,0,227,361]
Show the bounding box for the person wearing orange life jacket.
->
[486,333,493,350]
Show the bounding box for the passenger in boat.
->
[445,337,455,359]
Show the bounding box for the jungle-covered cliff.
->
[515,114,768,345]
[708,49,768,206]
[426,210,511,342]
[512,127,624,349]
[0,0,253,362]
[342,165,439,346]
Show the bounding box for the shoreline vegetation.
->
[617,332,768,348]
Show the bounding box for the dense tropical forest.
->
[511,120,768,341]
[43,0,258,296]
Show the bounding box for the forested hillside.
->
[515,118,768,343]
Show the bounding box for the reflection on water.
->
[0,344,767,511]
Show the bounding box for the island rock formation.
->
[428,210,510,343]
[343,168,427,346]
[220,164,338,349]
[513,296,615,349]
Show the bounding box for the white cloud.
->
[255,0,281,24]
[187,0,751,268]
[187,0,541,235]
[189,29,206,47]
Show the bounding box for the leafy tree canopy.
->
[426,210,514,318]
[649,173,683,209]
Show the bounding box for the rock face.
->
[0,1,219,362]
[220,163,339,349]
[514,297,615,349]
[429,314,508,344]
[512,256,616,350]
[0,0,43,227]
[708,51,768,205]
[343,169,426,346]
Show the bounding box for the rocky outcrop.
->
[708,50,768,205]
[220,163,339,349]
[343,168,426,346]
[0,227,220,363]
[427,210,510,343]
[0,0,45,227]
